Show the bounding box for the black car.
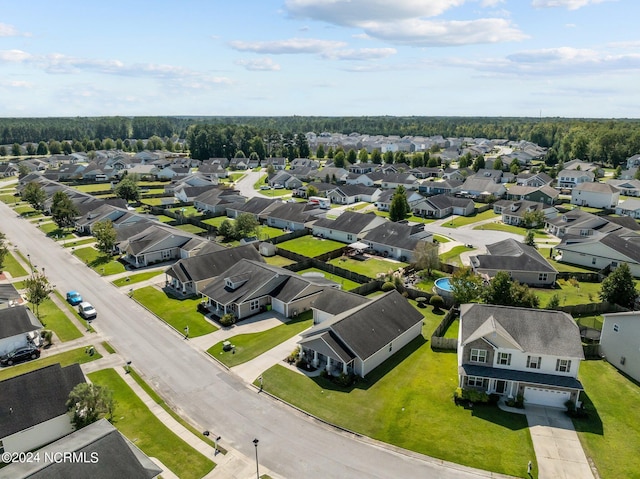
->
[0,345,40,366]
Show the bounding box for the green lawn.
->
[73,247,126,275]
[257,225,287,240]
[260,188,293,198]
[202,216,233,227]
[373,211,435,224]
[88,369,215,479]
[260,308,533,477]
[296,268,361,291]
[112,271,163,287]
[574,360,640,479]
[168,206,200,217]
[2,251,28,277]
[62,238,96,248]
[442,210,500,228]
[72,183,113,193]
[539,251,602,274]
[38,223,76,240]
[0,194,20,204]
[155,214,176,224]
[328,256,408,279]
[175,223,207,234]
[433,234,450,243]
[277,236,344,257]
[262,255,297,267]
[253,174,268,189]
[208,311,313,368]
[440,245,474,265]
[473,222,551,239]
[141,197,170,206]
[53,291,95,333]
[13,205,37,216]
[134,286,217,337]
[532,280,602,307]
[575,315,603,331]
[102,341,116,354]
[344,202,371,212]
[228,172,245,182]
[0,346,101,381]
[414,270,448,293]
[443,317,459,339]
[37,298,83,341]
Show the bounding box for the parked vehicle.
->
[0,345,40,366]
[259,185,270,190]
[273,184,284,189]
[66,290,83,305]
[78,301,97,319]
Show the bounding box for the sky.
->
[0,0,638,118]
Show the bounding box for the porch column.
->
[312,351,319,367]
[326,357,332,372]
[342,361,348,374]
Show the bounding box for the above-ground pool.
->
[434,277,454,300]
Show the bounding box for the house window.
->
[526,356,541,369]
[556,359,572,372]
[389,343,393,352]
[162,250,171,259]
[250,299,260,311]
[613,324,619,332]
[467,376,487,388]
[347,234,353,241]
[497,352,511,366]
[470,349,487,363]
[592,257,597,265]
[538,273,548,282]
[620,356,626,365]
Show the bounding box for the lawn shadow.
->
[311,335,428,393]
[571,391,603,436]
[470,404,530,431]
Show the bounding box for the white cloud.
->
[565,23,577,28]
[285,0,466,24]
[236,57,281,71]
[0,23,29,37]
[0,49,32,62]
[480,0,505,6]
[531,0,612,10]
[321,47,397,60]
[0,80,33,88]
[361,18,527,46]
[229,38,346,54]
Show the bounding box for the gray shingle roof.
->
[471,238,557,273]
[0,363,85,438]
[0,305,42,340]
[311,288,369,316]
[313,211,380,235]
[363,222,431,251]
[460,303,584,358]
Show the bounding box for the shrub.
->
[41,330,53,346]
[286,346,300,364]
[569,277,580,288]
[381,281,395,292]
[430,295,444,311]
[461,388,489,403]
[219,313,236,327]
[415,297,427,308]
[334,372,355,387]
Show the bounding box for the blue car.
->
[66,290,83,305]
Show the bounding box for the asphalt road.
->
[0,196,495,479]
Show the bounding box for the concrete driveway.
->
[525,406,594,479]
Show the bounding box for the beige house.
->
[570,182,620,209]
[601,311,640,383]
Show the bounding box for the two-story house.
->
[570,182,620,209]
[458,304,584,407]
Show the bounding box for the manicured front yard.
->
[473,222,551,239]
[208,311,313,368]
[440,245,474,265]
[328,256,408,279]
[277,236,344,257]
[38,298,83,341]
[62,238,96,248]
[37,222,76,240]
[112,271,163,287]
[433,234,450,243]
[89,369,215,479]
[134,286,217,337]
[0,346,101,381]
[442,210,500,228]
[296,268,361,291]
[260,310,534,477]
[73,247,126,275]
[2,251,28,277]
[574,360,640,479]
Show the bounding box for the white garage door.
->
[524,386,570,408]
[271,299,286,315]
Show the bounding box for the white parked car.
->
[78,302,97,319]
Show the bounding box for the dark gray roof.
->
[194,187,243,206]
[472,238,557,273]
[460,364,583,390]
[313,211,380,234]
[605,215,640,231]
[332,184,379,197]
[303,290,423,361]
[227,197,279,215]
[363,222,431,251]
[600,232,640,263]
[0,419,162,479]
[460,303,584,358]
[0,305,42,340]
[267,202,316,224]
[311,288,369,316]
[299,331,355,363]
[166,244,264,283]
[0,283,21,303]
[0,364,85,438]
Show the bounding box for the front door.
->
[496,380,506,394]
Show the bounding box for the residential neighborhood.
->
[0,132,639,479]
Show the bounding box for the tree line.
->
[2,116,640,167]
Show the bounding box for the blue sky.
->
[0,0,638,118]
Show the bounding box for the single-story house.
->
[262,157,287,170]
[469,238,558,287]
[412,194,474,219]
[374,189,423,211]
[418,179,463,196]
[309,288,369,325]
[326,185,381,205]
[458,303,584,407]
[311,211,387,243]
[459,177,506,199]
[193,188,245,214]
[362,222,433,261]
[493,199,558,227]
[0,364,85,455]
[200,259,339,320]
[265,202,318,231]
[0,305,43,356]
[298,290,424,378]
[516,172,553,187]
[225,197,280,220]
[615,199,640,219]
[607,179,640,197]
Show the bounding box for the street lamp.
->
[27,253,32,270]
[253,438,259,479]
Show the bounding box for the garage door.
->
[524,386,570,408]
[271,299,286,315]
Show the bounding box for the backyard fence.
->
[558,301,628,316]
[430,308,458,351]
[583,344,601,359]
[282,253,373,285]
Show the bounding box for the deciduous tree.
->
[23,181,47,210]
[93,220,117,255]
[389,185,410,222]
[600,263,637,308]
[51,191,79,228]
[24,270,54,320]
[450,266,482,305]
[414,241,439,277]
[114,175,140,203]
[234,213,259,239]
[66,383,115,430]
